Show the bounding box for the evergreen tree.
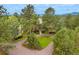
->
[53,28,75,55]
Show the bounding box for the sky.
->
[2,4,79,15]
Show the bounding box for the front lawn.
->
[37,36,52,48]
[23,34,52,50]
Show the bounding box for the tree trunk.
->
[39,30,42,35]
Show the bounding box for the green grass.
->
[37,36,52,48]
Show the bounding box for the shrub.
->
[74,27,79,54]
[53,28,75,55]
[0,16,20,43]
[0,43,15,55]
[23,33,41,49]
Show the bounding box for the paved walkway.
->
[9,40,53,55]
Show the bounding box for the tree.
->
[53,28,75,55]
[74,27,79,54]
[13,12,19,17]
[23,33,41,49]
[21,4,35,20]
[42,7,56,34]
[45,7,55,15]
[0,5,7,16]
[0,16,20,43]
[63,14,79,29]
[37,17,43,35]
[21,4,39,34]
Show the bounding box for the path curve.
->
[9,40,53,55]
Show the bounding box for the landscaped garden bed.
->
[23,34,52,50]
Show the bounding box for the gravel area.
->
[9,40,53,55]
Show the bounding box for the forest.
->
[0,4,79,55]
